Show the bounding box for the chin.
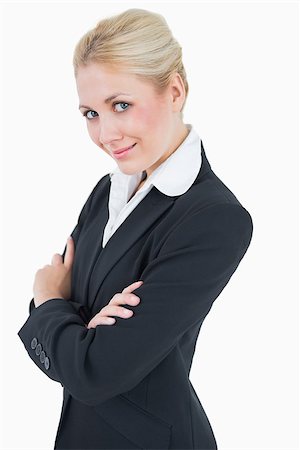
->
[119,164,143,176]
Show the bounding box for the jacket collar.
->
[109,124,203,197]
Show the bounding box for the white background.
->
[1,1,299,449]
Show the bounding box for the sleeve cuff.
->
[29,297,92,324]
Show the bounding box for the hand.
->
[33,236,75,307]
[86,281,143,329]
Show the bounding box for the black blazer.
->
[18,141,253,450]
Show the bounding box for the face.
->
[76,62,188,177]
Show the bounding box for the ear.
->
[169,72,186,113]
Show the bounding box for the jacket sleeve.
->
[25,176,109,321]
[17,202,253,406]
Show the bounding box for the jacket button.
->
[35,343,42,356]
[30,337,38,349]
[40,351,46,364]
[44,357,50,370]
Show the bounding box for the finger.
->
[64,236,75,269]
[101,304,134,318]
[122,280,143,294]
[51,253,62,265]
[87,316,116,329]
[109,293,140,306]
[87,310,111,323]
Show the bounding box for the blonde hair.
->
[73,8,189,116]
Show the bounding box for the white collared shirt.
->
[102,123,202,248]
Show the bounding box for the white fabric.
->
[102,123,202,248]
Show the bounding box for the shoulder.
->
[158,202,253,265]
[170,167,252,227]
[87,173,111,209]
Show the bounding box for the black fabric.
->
[29,298,92,323]
[18,142,253,449]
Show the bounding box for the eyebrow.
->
[79,92,131,109]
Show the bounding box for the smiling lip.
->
[112,143,136,155]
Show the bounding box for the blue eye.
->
[113,102,130,112]
[83,110,98,120]
[82,102,130,120]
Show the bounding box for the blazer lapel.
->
[87,187,177,311]
[87,142,212,312]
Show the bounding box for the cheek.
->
[86,123,98,144]
[87,123,107,153]
[132,106,164,133]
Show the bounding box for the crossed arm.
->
[18,201,253,407]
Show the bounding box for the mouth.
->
[112,143,136,155]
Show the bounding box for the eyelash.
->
[82,102,131,119]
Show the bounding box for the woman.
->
[18,8,253,450]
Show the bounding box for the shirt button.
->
[35,343,42,356]
[40,351,46,364]
[30,337,38,349]
[44,357,50,370]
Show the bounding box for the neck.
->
[145,122,190,179]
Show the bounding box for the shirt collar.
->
[109,123,202,197]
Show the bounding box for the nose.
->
[98,117,122,149]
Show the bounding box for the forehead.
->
[76,63,153,98]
